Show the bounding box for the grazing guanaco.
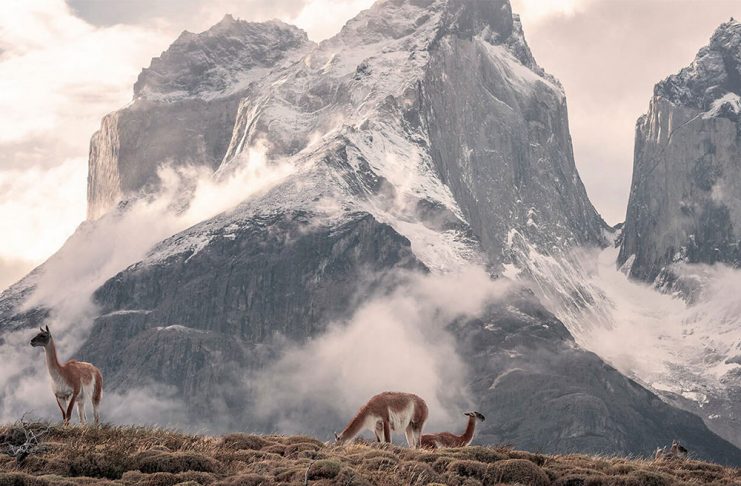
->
[420,411,486,449]
[334,392,428,448]
[30,326,103,425]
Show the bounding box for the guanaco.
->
[334,392,428,448]
[30,326,103,425]
[420,411,485,449]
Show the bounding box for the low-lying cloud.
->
[0,144,294,426]
[251,266,511,440]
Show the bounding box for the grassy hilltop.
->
[0,423,739,485]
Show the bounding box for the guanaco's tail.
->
[93,368,103,405]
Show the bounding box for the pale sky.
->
[0,0,739,290]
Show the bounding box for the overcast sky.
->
[0,0,739,290]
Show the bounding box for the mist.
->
[250,266,512,440]
[0,144,294,425]
[547,245,741,403]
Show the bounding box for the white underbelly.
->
[388,403,414,431]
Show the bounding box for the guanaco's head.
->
[30,325,51,348]
[333,432,344,445]
[464,411,486,421]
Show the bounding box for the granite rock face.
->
[87,17,313,219]
[460,291,741,463]
[619,19,741,282]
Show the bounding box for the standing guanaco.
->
[30,326,103,425]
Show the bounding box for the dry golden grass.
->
[0,422,739,485]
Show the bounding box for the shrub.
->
[67,451,131,479]
[486,459,550,486]
[259,445,285,456]
[306,460,342,480]
[447,460,487,480]
[397,461,441,484]
[136,452,220,474]
[451,447,508,464]
[431,456,456,473]
[553,474,608,486]
[625,470,672,486]
[212,473,273,486]
[0,472,50,486]
[283,442,321,457]
[221,435,268,452]
[362,456,398,471]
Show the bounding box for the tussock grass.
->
[0,422,739,485]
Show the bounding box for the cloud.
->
[0,0,175,291]
[0,158,87,278]
[67,0,375,42]
[0,257,35,293]
[251,266,511,439]
[0,143,294,425]
[511,0,594,25]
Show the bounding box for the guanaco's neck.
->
[459,416,477,445]
[44,338,63,374]
[339,407,370,441]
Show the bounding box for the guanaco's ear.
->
[45,325,50,334]
[334,432,340,441]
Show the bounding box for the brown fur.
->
[421,411,485,449]
[336,392,428,448]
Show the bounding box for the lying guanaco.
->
[334,392,428,448]
[31,326,103,425]
[420,411,485,449]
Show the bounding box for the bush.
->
[397,461,440,484]
[553,474,608,486]
[117,471,215,486]
[221,435,268,452]
[259,445,285,456]
[625,470,672,486]
[361,456,398,471]
[0,472,50,486]
[447,460,487,480]
[431,456,456,473]
[451,447,507,464]
[67,452,131,479]
[486,459,550,486]
[212,473,273,486]
[306,459,342,480]
[136,452,220,474]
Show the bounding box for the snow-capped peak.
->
[133,16,312,101]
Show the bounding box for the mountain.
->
[600,19,741,449]
[619,19,741,284]
[1,0,740,463]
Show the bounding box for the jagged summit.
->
[134,16,311,100]
[654,18,741,113]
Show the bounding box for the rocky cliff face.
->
[619,19,741,282]
[87,17,313,219]
[2,0,739,462]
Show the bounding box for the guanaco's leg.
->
[77,399,87,425]
[404,424,416,448]
[65,394,77,425]
[383,420,391,444]
[55,397,66,421]
[374,422,383,442]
